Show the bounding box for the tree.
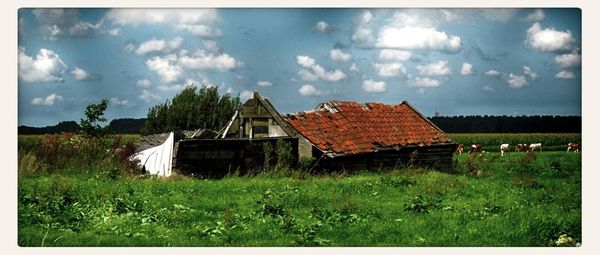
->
[80,99,109,138]
[140,85,242,135]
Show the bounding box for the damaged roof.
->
[285,101,453,155]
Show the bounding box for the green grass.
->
[448,133,581,152]
[18,151,581,247]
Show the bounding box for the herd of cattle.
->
[454,143,580,156]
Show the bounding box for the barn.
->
[174,91,457,177]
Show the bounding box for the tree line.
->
[429,115,581,133]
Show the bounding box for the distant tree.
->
[140,85,242,135]
[80,99,109,138]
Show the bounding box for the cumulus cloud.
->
[554,50,581,68]
[257,80,272,87]
[19,47,68,83]
[178,50,243,71]
[298,84,323,96]
[139,89,161,102]
[145,54,183,83]
[135,37,184,55]
[526,22,575,52]
[523,66,538,79]
[379,49,411,62]
[373,62,406,77]
[362,79,387,93]
[31,93,63,106]
[526,9,545,22]
[481,9,519,22]
[33,9,104,40]
[296,55,346,82]
[71,67,89,81]
[351,11,375,47]
[240,90,254,101]
[555,70,575,79]
[137,78,151,88]
[375,26,461,51]
[329,49,351,62]
[110,97,135,107]
[314,21,333,33]
[409,77,442,88]
[485,70,501,76]
[416,60,452,76]
[504,73,528,88]
[482,85,496,92]
[460,63,473,75]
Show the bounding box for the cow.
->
[455,144,464,155]
[529,143,542,152]
[469,144,483,154]
[514,144,528,152]
[567,143,580,153]
[500,144,510,156]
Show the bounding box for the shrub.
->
[275,139,293,171]
[18,151,45,177]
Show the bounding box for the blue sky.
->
[18,8,581,127]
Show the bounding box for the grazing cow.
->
[500,144,510,156]
[455,144,464,155]
[529,143,542,152]
[514,144,528,152]
[567,143,580,153]
[469,144,483,154]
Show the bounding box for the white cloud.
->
[105,9,219,26]
[481,9,519,22]
[107,28,121,36]
[482,86,496,92]
[178,50,242,71]
[378,49,411,62]
[504,73,528,88]
[526,22,575,52]
[460,63,473,75]
[31,93,63,106]
[416,60,452,76]
[71,67,89,81]
[329,49,351,62]
[145,54,183,83]
[175,24,222,37]
[375,26,461,52]
[257,80,272,87]
[351,11,375,47]
[409,77,442,88]
[523,66,538,79]
[298,84,323,96]
[33,9,103,40]
[135,37,184,55]
[485,70,501,76]
[373,62,406,77]
[124,43,136,53]
[350,63,360,72]
[139,90,161,102]
[555,70,576,79]
[554,50,581,68]
[362,79,387,93]
[296,55,346,82]
[110,97,135,107]
[240,90,254,101]
[314,21,332,33]
[526,9,545,22]
[18,47,68,83]
[137,78,151,88]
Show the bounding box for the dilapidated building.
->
[174,91,457,177]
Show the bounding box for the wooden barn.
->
[175,92,457,176]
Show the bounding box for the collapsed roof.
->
[285,101,453,155]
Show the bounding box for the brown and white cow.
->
[469,144,483,154]
[567,143,580,153]
[515,144,528,152]
[529,143,542,152]
[500,144,510,156]
[455,144,464,155]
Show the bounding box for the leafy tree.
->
[80,99,110,138]
[141,85,242,135]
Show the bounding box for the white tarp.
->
[133,132,174,177]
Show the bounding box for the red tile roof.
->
[285,101,452,155]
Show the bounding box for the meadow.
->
[17,134,582,247]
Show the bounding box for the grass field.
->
[18,144,582,246]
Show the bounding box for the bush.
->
[18,151,45,177]
[275,139,293,171]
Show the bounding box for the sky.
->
[17,8,581,127]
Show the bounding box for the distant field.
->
[18,150,581,247]
[447,133,581,152]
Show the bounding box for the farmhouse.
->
[173,91,457,177]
